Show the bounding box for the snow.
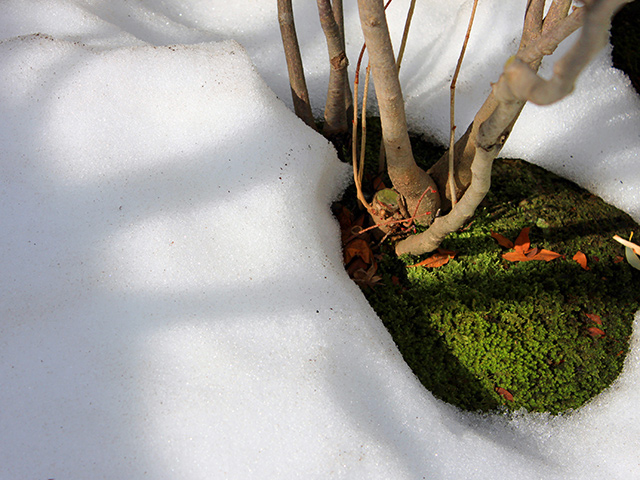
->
[1,1,639,479]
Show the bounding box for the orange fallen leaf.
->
[491,231,514,249]
[407,248,457,268]
[493,227,563,263]
[502,248,562,263]
[585,313,602,325]
[614,255,625,264]
[514,227,531,253]
[534,249,563,261]
[587,326,606,338]
[573,251,589,270]
[495,387,514,402]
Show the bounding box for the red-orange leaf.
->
[407,249,457,268]
[587,326,606,338]
[502,248,562,263]
[573,251,589,270]
[491,231,514,249]
[502,251,530,262]
[495,387,514,401]
[532,249,563,262]
[585,313,602,325]
[514,227,531,253]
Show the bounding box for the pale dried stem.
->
[351,46,371,210]
[378,0,410,173]
[448,0,479,208]
[277,0,316,129]
[396,0,417,69]
[360,64,372,189]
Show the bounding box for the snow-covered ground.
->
[1,1,639,479]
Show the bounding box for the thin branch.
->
[360,64,372,190]
[352,45,371,210]
[425,0,579,207]
[448,0,479,207]
[518,6,586,64]
[277,0,316,129]
[396,0,417,69]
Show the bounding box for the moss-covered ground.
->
[335,109,640,413]
[338,6,640,414]
[364,152,639,413]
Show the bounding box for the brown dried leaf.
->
[372,176,387,192]
[344,238,373,265]
[491,231,514,249]
[502,251,527,262]
[573,251,589,270]
[336,206,354,241]
[495,387,514,402]
[346,257,370,278]
[524,246,540,258]
[407,249,457,268]
[352,263,382,289]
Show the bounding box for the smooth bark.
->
[317,0,350,137]
[356,0,438,223]
[277,0,316,129]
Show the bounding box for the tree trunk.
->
[356,0,439,224]
[317,0,350,139]
[277,0,316,130]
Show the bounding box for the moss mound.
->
[340,8,640,414]
[363,157,639,413]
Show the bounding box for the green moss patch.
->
[363,158,639,413]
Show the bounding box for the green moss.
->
[364,158,639,413]
[342,12,640,414]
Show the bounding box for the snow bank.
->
[1,1,639,479]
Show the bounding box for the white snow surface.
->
[1,1,639,479]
